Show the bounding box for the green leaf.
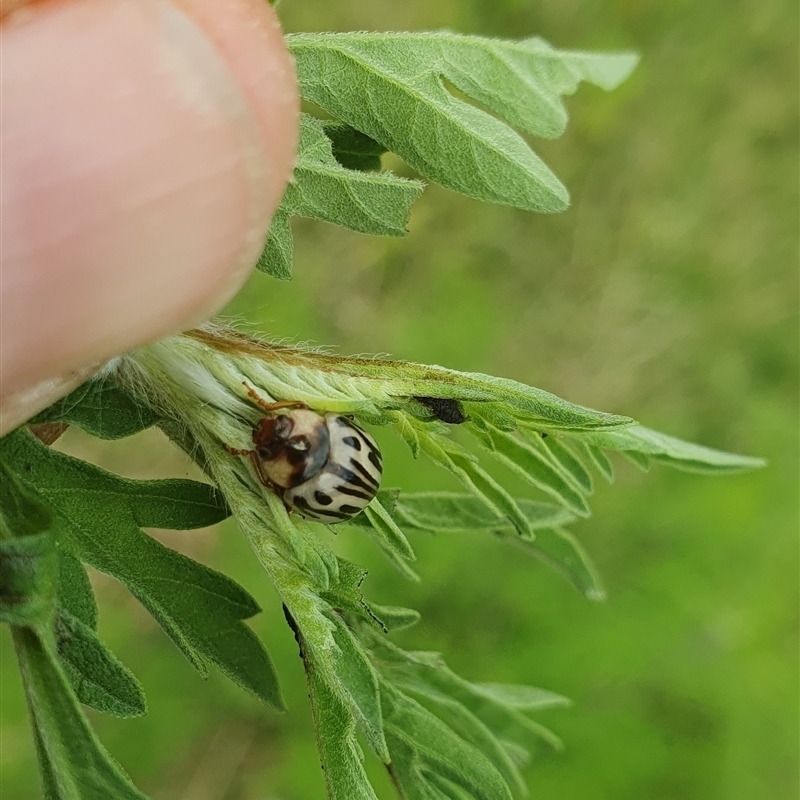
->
[388,670,526,796]
[475,422,591,517]
[583,443,614,482]
[286,114,423,235]
[55,609,146,718]
[381,680,514,800]
[508,527,605,601]
[573,424,766,474]
[370,604,421,632]
[362,499,419,580]
[468,682,571,712]
[258,115,423,277]
[288,612,379,800]
[56,552,97,629]
[3,430,283,710]
[319,558,371,616]
[32,380,159,439]
[542,435,593,495]
[0,464,58,628]
[326,609,389,761]
[379,647,565,760]
[393,491,575,532]
[390,494,602,599]
[412,430,535,539]
[288,32,637,212]
[323,121,388,170]
[257,209,293,280]
[12,626,148,800]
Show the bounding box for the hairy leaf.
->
[55,609,146,718]
[382,680,514,800]
[256,209,293,280]
[13,627,148,800]
[32,380,159,440]
[572,424,766,474]
[474,422,590,517]
[542,435,593,495]
[56,552,97,629]
[259,115,423,277]
[582,443,615,482]
[350,491,601,599]
[326,609,389,761]
[323,121,388,171]
[0,465,58,628]
[288,32,637,211]
[3,430,282,709]
[363,500,419,581]
[388,670,526,795]
[392,491,575,532]
[288,610,379,800]
[378,645,565,760]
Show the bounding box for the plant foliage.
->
[0,24,763,800]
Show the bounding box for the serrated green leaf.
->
[475,423,590,517]
[469,682,571,711]
[364,497,417,562]
[55,609,146,718]
[382,680,514,800]
[288,32,637,212]
[388,671,526,796]
[0,465,57,628]
[622,449,650,471]
[391,493,601,598]
[572,424,765,474]
[393,491,575,532]
[56,552,97,629]
[32,380,159,439]
[542,435,593,495]
[370,604,421,631]
[4,430,282,710]
[257,209,293,279]
[285,115,423,235]
[326,609,389,761]
[12,626,148,800]
[323,121,387,170]
[288,611,379,800]
[582,443,614,482]
[258,116,422,280]
[507,527,606,601]
[320,558,374,620]
[377,645,565,761]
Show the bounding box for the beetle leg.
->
[223,443,252,457]
[242,382,307,413]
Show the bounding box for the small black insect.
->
[413,396,467,425]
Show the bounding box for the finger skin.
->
[0,0,298,433]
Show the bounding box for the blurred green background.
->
[2,0,797,798]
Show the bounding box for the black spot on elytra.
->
[293,495,343,519]
[413,396,467,425]
[338,504,361,516]
[342,435,362,451]
[314,491,333,506]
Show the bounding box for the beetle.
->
[228,388,382,522]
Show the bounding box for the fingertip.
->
[0,0,299,414]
